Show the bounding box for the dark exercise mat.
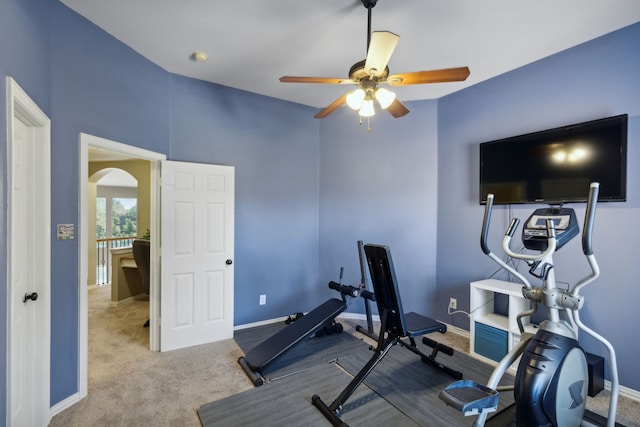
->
[198,361,419,427]
[234,320,366,381]
[334,341,515,427]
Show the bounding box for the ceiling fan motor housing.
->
[349,60,389,83]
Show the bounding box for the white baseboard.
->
[337,312,380,322]
[608,380,640,402]
[234,316,290,330]
[109,293,147,307]
[241,312,467,334]
[49,392,83,419]
[440,321,470,339]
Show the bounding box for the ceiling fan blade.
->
[385,99,410,118]
[364,31,400,77]
[314,93,349,119]
[280,76,353,84]
[387,67,470,86]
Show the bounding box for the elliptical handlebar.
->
[582,182,599,256]
[571,182,619,427]
[482,183,600,294]
[480,194,531,288]
[481,193,559,287]
[503,218,557,261]
[482,196,557,262]
[480,194,495,255]
[573,182,601,296]
[505,217,520,238]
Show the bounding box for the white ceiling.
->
[61,0,640,110]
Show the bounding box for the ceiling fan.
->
[279,0,470,120]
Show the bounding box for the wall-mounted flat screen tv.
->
[479,114,627,205]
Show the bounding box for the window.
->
[95,196,137,238]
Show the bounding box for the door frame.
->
[78,133,165,400]
[5,76,51,426]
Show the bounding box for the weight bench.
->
[312,244,463,427]
[238,297,347,386]
[238,280,370,386]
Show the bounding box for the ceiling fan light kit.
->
[346,88,366,109]
[345,85,395,116]
[279,0,470,126]
[359,97,376,117]
[374,87,395,109]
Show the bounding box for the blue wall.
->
[1,0,639,421]
[317,102,440,316]
[168,75,320,321]
[49,3,172,402]
[0,0,51,420]
[436,23,640,389]
[47,2,320,405]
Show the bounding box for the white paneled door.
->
[7,77,51,427]
[160,161,235,351]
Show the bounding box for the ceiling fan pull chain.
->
[357,115,373,132]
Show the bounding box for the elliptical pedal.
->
[440,380,499,416]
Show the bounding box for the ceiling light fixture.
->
[359,95,376,117]
[346,87,396,117]
[279,0,470,127]
[192,51,208,62]
[345,74,397,118]
[346,88,365,109]
[374,87,395,109]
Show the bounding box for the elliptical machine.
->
[440,183,619,426]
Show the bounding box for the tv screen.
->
[479,114,627,205]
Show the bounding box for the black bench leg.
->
[312,311,398,426]
[312,394,349,427]
[421,336,463,379]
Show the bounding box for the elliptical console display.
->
[522,207,578,251]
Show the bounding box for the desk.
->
[120,256,137,269]
[110,247,145,304]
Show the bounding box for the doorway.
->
[77,133,236,399]
[78,133,165,400]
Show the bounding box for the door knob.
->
[226,259,233,265]
[23,292,38,303]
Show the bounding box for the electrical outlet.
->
[449,298,457,310]
[259,294,266,305]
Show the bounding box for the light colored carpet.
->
[48,285,252,427]
[49,285,639,426]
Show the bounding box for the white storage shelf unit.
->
[470,279,536,364]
